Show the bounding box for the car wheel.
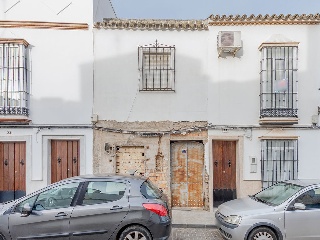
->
[119,225,152,240]
[46,197,57,208]
[248,227,277,240]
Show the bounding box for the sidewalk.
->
[171,208,218,228]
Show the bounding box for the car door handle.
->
[55,212,68,217]
[110,206,123,210]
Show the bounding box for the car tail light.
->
[143,203,168,216]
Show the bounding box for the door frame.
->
[209,136,243,212]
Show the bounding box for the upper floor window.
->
[0,39,30,117]
[138,40,175,91]
[261,139,298,188]
[259,43,298,120]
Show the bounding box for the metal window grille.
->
[138,40,175,91]
[0,42,29,116]
[261,139,298,188]
[260,46,298,118]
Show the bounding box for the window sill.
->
[0,115,30,125]
[259,117,299,125]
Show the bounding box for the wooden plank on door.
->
[187,142,204,208]
[171,142,188,207]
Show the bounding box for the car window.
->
[82,181,126,205]
[140,179,162,199]
[254,182,303,206]
[14,182,79,212]
[15,195,38,213]
[295,188,320,209]
[33,182,79,210]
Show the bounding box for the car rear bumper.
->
[149,215,171,240]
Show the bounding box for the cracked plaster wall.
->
[93,120,209,208]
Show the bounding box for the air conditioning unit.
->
[217,31,242,57]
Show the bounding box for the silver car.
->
[0,174,171,240]
[215,179,320,240]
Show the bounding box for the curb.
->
[172,224,217,229]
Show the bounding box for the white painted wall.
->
[1,0,93,25]
[93,29,209,122]
[207,24,320,126]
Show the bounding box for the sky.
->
[111,0,320,20]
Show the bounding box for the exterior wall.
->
[207,24,320,126]
[93,28,208,122]
[93,121,209,208]
[93,18,320,211]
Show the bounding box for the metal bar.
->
[166,50,169,88]
[6,44,9,107]
[159,48,162,89]
[0,45,3,106]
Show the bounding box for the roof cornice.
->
[0,20,89,30]
[208,14,320,26]
[95,18,208,30]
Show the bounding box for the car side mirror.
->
[21,203,32,217]
[293,202,306,210]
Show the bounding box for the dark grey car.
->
[0,174,171,240]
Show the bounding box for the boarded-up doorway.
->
[171,141,204,208]
[116,146,145,176]
[51,140,80,183]
[0,142,26,202]
[212,140,237,207]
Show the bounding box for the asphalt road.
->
[169,227,223,240]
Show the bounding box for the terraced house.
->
[1,0,320,212]
[93,14,320,211]
[0,0,115,202]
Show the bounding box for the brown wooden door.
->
[0,142,26,202]
[51,140,80,183]
[212,140,236,207]
[171,141,204,208]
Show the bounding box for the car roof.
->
[64,173,147,182]
[284,179,320,187]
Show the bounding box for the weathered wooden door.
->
[51,140,80,183]
[213,140,236,207]
[171,141,204,208]
[0,142,26,202]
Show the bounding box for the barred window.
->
[138,41,175,91]
[261,139,298,188]
[0,39,30,116]
[260,46,298,118]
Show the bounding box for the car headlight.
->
[224,215,242,226]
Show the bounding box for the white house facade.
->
[93,14,320,211]
[0,0,115,202]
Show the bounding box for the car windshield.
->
[253,182,303,206]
